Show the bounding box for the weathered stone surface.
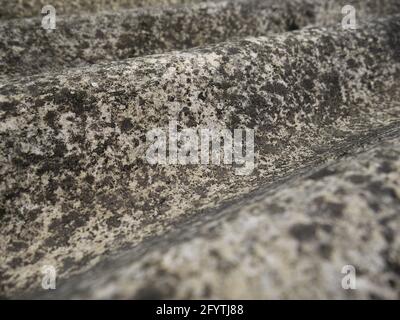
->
[0,0,399,299]
[0,0,206,19]
[1,0,400,79]
[32,129,400,299]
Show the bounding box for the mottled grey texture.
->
[2,15,400,298]
[1,0,400,300]
[32,129,400,299]
[1,0,400,80]
[0,0,206,20]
